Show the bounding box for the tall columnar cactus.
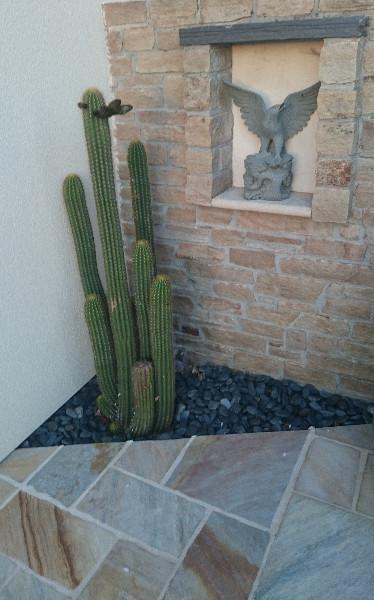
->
[63,174,106,302]
[84,294,118,419]
[81,89,136,427]
[130,361,155,437]
[150,275,175,433]
[133,240,155,361]
[128,141,155,256]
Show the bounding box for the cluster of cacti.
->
[63,88,175,436]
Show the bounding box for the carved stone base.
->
[243,152,293,201]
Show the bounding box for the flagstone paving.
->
[0,425,372,599]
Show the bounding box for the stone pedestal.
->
[243,152,293,201]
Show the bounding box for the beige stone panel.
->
[103,2,147,27]
[303,238,365,260]
[256,272,325,301]
[280,256,373,285]
[317,89,357,119]
[322,297,371,319]
[156,29,180,50]
[352,322,374,344]
[230,248,275,270]
[200,0,253,23]
[213,281,254,301]
[364,44,374,76]
[312,187,350,223]
[355,185,374,209]
[339,376,374,400]
[320,40,359,85]
[234,351,283,378]
[362,86,374,115]
[361,120,374,153]
[197,206,233,225]
[284,363,337,391]
[257,0,314,16]
[292,314,349,337]
[176,244,224,262]
[319,0,374,10]
[357,157,374,182]
[136,50,184,73]
[164,75,184,108]
[106,29,123,54]
[124,26,155,51]
[149,0,197,26]
[317,120,355,156]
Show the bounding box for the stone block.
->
[357,157,374,182]
[197,206,233,225]
[316,160,352,187]
[364,43,374,76]
[257,0,314,17]
[149,0,197,26]
[186,147,214,174]
[103,2,147,27]
[156,29,180,50]
[200,0,253,23]
[106,29,123,54]
[304,238,365,261]
[360,120,374,153]
[319,0,374,10]
[164,75,184,108]
[317,89,356,119]
[312,187,350,223]
[280,256,373,285]
[109,56,131,77]
[185,174,214,205]
[317,120,355,156]
[355,184,374,209]
[230,248,275,270]
[319,40,359,85]
[124,26,155,51]
[184,75,211,111]
[362,86,374,115]
[136,49,183,73]
[183,46,231,74]
[120,86,163,109]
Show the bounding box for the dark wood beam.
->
[180,16,369,46]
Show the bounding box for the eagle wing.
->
[280,81,321,141]
[224,80,267,139]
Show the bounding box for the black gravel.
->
[20,363,373,448]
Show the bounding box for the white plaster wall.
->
[0,1,111,460]
[232,41,323,193]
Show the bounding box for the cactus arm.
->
[128,140,155,256]
[63,174,106,301]
[130,361,155,437]
[134,240,155,361]
[81,88,136,428]
[84,294,118,417]
[150,275,175,433]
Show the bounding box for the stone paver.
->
[78,468,206,557]
[0,447,56,482]
[166,431,307,527]
[318,424,374,452]
[116,439,188,483]
[1,570,71,599]
[254,494,374,600]
[0,553,18,588]
[0,491,115,589]
[0,480,16,506]
[164,511,269,600]
[295,437,360,508]
[79,539,175,600]
[357,453,374,518]
[29,443,123,506]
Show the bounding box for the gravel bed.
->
[20,364,373,448]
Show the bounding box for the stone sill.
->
[212,187,312,218]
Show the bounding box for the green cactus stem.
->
[128,140,155,256]
[81,88,136,427]
[130,361,155,437]
[63,174,106,301]
[85,294,118,419]
[134,240,155,361]
[150,275,175,433]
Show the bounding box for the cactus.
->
[130,361,155,437]
[63,174,106,302]
[150,275,175,433]
[128,140,155,256]
[133,240,155,361]
[81,88,136,427]
[84,294,118,417]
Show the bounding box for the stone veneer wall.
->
[102,0,374,401]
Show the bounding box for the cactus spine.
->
[130,361,155,436]
[134,240,154,361]
[150,275,175,433]
[128,141,155,255]
[81,89,136,427]
[84,294,118,417]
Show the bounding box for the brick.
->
[280,256,373,284]
[167,206,196,225]
[156,224,210,244]
[322,297,370,320]
[362,86,374,115]
[176,244,224,262]
[355,185,374,209]
[237,212,331,236]
[257,0,313,17]
[284,363,336,392]
[328,283,374,302]
[152,186,186,205]
[203,326,266,351]
[185,114,233,148]
[319,40,359,85]
[312,187,350,224]
[360,120,374,153]
[144,142,168,166]
[201,296,242,313]
[364,44,374,77]
[106,29,123,54]
[183,46,231,74]
[213,282,254,301]
[115,122,141,141]
[240,319,284,342]
[234,352,283,379]
[121,86,163,109]
[124,26,155,51]
[308,334,338,355]
[154,243,175,263]
[109,56,131,77]
[187,262,255,284]
[286,330,306,352]
[149,0,197,26]
[319,0,374,10]
[256,272,325,301]
[137,111,186,127]
[164,76,184,109]
[317,120,354,156]
[352,323,374,344]
[148,166,186,187]
[168,144,186,167]
[338,224,363,241]
[156,29,180,50]
[197,206,233,225]
[317,89,356,119]
[303,239,365,261]
[247,306,300,327]
[184,75,211,111]
[136,50,184,73]
[316,160,352,187]
[173,295,194,315]
[339,340,374,361]
[230,248,275,270]
[185,174,214,206]
[363,211,374,227]
[339,376,374,400]
[292,314,349,337]
[357,158,374,182]
[268,342,303,362]
[186,147,214,175]
[141,125,184,143]
[200,0,253,23]
[103,2,146,26]
[308,354,374,380]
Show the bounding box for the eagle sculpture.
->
[224,80,321,159]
